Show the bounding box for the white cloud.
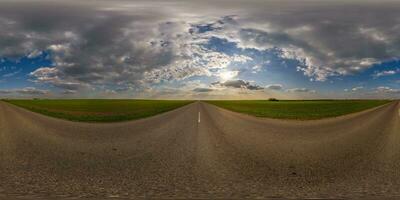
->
[48,44,70,52]
[373,69,400,78]
[29,67,59,82]
[27,50,42,58]
[351,86,364,91]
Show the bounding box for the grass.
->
[206,100,391,120]
[4,99,193,122]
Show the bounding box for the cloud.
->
[373,69,400,78]
[15,87,48,95]
[212,79,263,90]
[27,50,42,58]
[375,86,400,94]
[265,84,283,90]
[196,2,400,81]
[0,87,48,95]
[287,88,316,93]
[351,86,364,91]
[193,87,213,93]
[344,86,366,93]
[0,2,200,91]
[219,70,239,81]
[62,90,77,95]
[29,67,88,92]
[29,67,58,81]
[234,26,383,81]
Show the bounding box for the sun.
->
[219,70,239,81]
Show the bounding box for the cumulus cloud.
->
[0,2,256,93]
[0,2,200,91]
[195,1,400,81]
[212,79,263,90]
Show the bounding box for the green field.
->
[206,100,391,120]
[4,99,193,122]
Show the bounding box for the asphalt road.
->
[0,101,399,199]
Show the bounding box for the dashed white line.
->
[198,111,201,123]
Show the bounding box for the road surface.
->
[0,101,399,199]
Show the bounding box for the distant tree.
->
[268,98,279,101]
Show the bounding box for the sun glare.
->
[219,70,239,81]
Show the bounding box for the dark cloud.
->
[0,1,187,91]
[212,79,263,90]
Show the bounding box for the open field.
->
[3,99,193,122]
[206,100,391,120]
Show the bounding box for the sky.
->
[0,0,399,99]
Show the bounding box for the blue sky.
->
[0,0,399,99]
[0,51,52,89]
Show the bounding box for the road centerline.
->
[198,111,201,123]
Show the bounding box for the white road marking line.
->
[198,111,201,123]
